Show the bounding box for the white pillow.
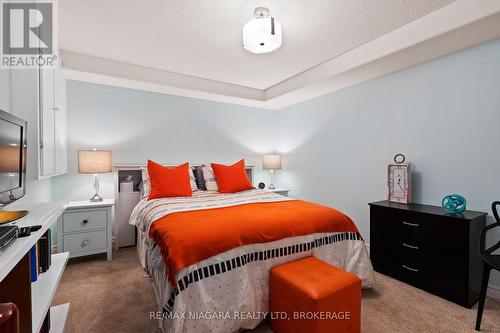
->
[201,165,219,192]
[140,166,198,199]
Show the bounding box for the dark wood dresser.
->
[369,200,487,308]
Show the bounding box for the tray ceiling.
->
[59,0,500,109]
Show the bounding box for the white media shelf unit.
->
[0,201,69,333]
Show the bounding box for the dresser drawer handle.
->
[402,243,419,250]
[82,219,88,225]
[402,221,420,227]
[402,264,419,272]
[81,239,89,247]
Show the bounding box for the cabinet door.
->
[39,68,55,176]
[54,66,67,174]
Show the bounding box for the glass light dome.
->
[243,15,282,54]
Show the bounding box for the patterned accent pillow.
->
[141,168,151,198]
[201,165,219,192]
[188,168,198,192]
[194,167,207,191]
[141,166,198,199]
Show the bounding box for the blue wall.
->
[275,38,500,287]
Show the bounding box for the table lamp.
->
[263,154,282,190]
[78,149,112,202]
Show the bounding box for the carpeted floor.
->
[52,248,500,333]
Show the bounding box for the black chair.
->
[475,201,500,331]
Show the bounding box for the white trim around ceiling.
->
[62,0,500,110]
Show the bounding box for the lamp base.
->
[268,184,276,190]
[89,194,103,202]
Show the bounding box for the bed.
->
[129,188,374,333]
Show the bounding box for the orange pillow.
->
[147,160,192,199]
[211,159,254,193]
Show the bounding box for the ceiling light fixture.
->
[243,7,282,54]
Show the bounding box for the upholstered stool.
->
[270,257,361,333]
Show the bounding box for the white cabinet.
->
[59,200,114,261]
[10,60,68,179]
[38,57,67,177]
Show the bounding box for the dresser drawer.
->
[63,209,107,233]
[63,230,107,254]
[371,206,467,246]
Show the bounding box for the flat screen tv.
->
[0,109,27,209]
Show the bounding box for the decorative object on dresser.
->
[78,149,112,202]
[258,182,266,189]
[369,200,487,308]
[387,153,411,203]
[475,201,500,331]
[442,194,467,214]
[263,154,282,190]
[58,200,114,261]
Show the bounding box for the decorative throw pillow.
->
[147,160,192,199]
[201,165,219,192]
[194,167,207,191]
[188,168,198,191]
[211,159,254,193]
[141,165,198,198]
[141,168,151,198]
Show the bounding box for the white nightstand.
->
[58,199,114,261]
[270,188,290,197]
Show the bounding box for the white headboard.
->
[112,164,255,192]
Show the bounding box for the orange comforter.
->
[149,200,360,284]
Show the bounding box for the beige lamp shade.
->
[78,150,112,173]
[263,154,282,170]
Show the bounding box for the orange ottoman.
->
[270,257,361,333]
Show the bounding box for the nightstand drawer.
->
[63,230,107,254]
[63,209,107,233]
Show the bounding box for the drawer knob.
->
[402,242,419,250]
[81,239,89,247]
[402,264,419,272]
[82,219,88,225]
[402,221,420,227]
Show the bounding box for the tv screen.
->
[0,110,27,208]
